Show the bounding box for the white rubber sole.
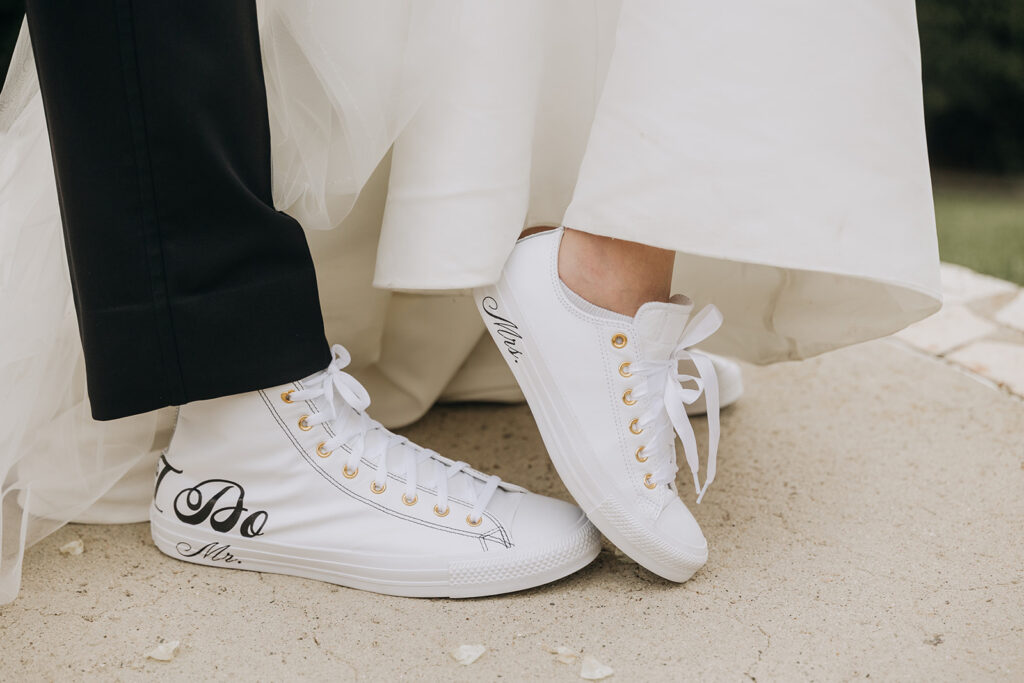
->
[474,280,707,583]
[150,507,599,599]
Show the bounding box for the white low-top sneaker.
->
[684,351,742,417]
[150,344,600,598]
[474,228,723,582]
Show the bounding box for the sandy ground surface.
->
[2,340,1022,681]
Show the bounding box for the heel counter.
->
[508,225,560,275]
[164,405,182,458]
[150,407,181,514]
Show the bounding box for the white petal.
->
[58,539,84,555]
[545,645,580,664]
[580,655,614,680]
[146,640,180,662]
[450,644,486,665]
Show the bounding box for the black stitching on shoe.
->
[259,390,511,548]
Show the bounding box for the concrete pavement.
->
[2,336,1022,681]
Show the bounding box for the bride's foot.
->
[150,344,601,598]
[474,227,723,582]
[523,227,743,416]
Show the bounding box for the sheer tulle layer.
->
[0,34,168,603]
[0,0,939,602]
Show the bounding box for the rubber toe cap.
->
[654,498,709,567]
[510,493,593,549]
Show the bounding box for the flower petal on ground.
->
[545,645,580,664]
[145,640,180,662]
[58,539,83,555]
[450,644,486,665]
[580,654,614,680]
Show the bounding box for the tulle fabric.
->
[260,0,460,231]
[0,0,940,603]
[0,32,172,603]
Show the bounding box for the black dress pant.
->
[24,1,331,420]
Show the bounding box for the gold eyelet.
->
[316,442,332,458]
[433,505,450,517]
[342,465,358,479]
[643,473,657,489]
[622,389,637,406]
[370,480,386,494]
[402,493,418,506]
[629,418,644,435]
[298,415,313,431]
[618,362,632,378]
[611,333,628,348]
[281,390,294,403]
[635,446,648,463]
[466,514,483,527]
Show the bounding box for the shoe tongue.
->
[633,294,694,359]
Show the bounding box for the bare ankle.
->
[556,228,674,317]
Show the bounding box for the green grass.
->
[934,176,1024,286]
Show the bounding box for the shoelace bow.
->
[289,344,501,522]
[628,305,723,504]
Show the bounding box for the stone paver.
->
[947,341,1024,396]
[995,291,1024,334]
[938,262,1018,305]
[895,263,1024,400]
[894,304,997,355]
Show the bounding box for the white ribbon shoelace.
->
[627,305,723,504]
[289,344,501,522]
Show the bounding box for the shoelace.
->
[288,344,502,523]
[627,306,723,504]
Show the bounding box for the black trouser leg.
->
[24,0,331,420]
[0,0,24,86]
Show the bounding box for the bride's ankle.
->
[555,227,674,317]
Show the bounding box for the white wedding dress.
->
[0,0,940,603]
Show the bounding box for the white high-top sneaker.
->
[150,344,601,598]
[474,228,723,582]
